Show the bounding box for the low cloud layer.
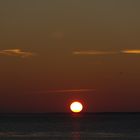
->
[73,50,117,55]
[0,49,36,58]
[73,49,140,55]
[121,49,140,54]
[47,89,95,93]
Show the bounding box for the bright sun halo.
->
[70,101,83,113]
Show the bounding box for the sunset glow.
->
[0,0,140,113]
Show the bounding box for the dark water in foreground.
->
[0,113,140,140]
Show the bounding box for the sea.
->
[0,113,140,140]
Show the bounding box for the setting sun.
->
[70,101,83,113]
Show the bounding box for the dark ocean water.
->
[0,113,140,140]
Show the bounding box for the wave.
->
[0,131,139,138]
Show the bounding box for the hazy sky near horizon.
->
[0,0,140,112]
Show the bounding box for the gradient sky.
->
[0,0,140,113]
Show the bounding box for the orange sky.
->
[0,0,140,112]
